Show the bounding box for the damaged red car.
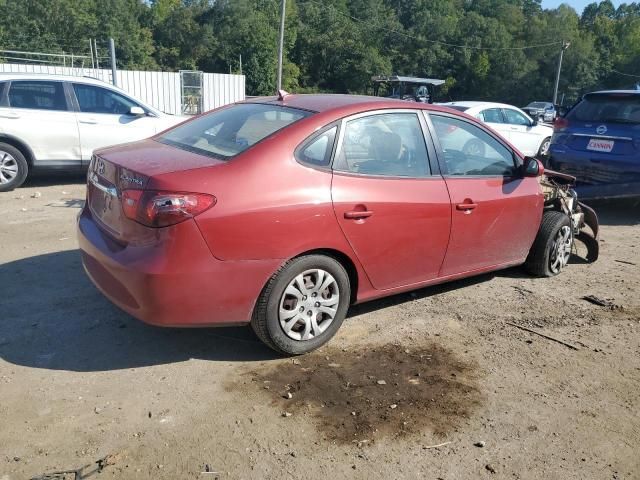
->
[77,94,599,355]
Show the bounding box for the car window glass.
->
[297,126,337,167]
[334,113,429,177]
[0,81,7,107]
[160,103,310,160]
[8,81,67,111]
[568,94,640,124]
[480,108,504,123]
[431,115,516,176]
[503,109,530,126]
[73,84,139,115]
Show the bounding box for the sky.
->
[541,0,624,13]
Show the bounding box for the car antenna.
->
[277,89,290,101]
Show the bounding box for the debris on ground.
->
[614,259,636,266]
[474,440,486,447]
[505,322,580,351]
[30,453,119,480]
[582,295,620,310]
[423,441,452,449]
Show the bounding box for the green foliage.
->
[1,0,639,103]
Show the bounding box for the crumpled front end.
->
[539,169,600,263]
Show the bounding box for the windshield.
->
[527,102,548,108]
[568,94,640,124]
[159,103,311,159]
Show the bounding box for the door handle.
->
[344,210,373,219]
[79,118,98,125]
[0,113,20,119]
[456,202,478,211]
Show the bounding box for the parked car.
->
[77,94,598,355]
[0,73,185,192]
[523,101,556,123]
[548,90,640,200]
[439,101,553,159]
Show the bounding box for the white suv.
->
[0,73,185,191]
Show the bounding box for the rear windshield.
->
[568,93,640,124]
[527,102,548,108]
[159,103,311,159]
[445,105,469,112]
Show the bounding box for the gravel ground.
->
[1,178,639,480]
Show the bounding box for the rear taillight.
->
[553,117,569,132]
[122,190,216,228]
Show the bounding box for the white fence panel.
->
[0,64,245,115]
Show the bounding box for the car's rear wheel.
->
[538,137,551,159]
[251,255,351,355]
[0,143,28,192]
[525,211,573,277]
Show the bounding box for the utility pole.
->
[553,40,570,106]
[276,0,286,91]
[109,38,118,87]
[89,39,95,69]
[94,39,100,69]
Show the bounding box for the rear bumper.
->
[77,206,282,327]
[549,149,640,199]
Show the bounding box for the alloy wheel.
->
[0,151,19,185]
[550,225,572,274]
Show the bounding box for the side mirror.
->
[557,106,568,117]
[531,117,539,126]
[523,156,544,177]
[129,106,145,116]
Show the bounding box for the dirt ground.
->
[1,177,639,480]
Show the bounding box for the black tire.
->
[537,137,551,160]
[525,211,573,277]
[251,255,351,355]
[0,142,29,192]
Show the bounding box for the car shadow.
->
[0,250,278,372]
[586,199,640,226]
[20,173,87,188]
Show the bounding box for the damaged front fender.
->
[538,170,599,264]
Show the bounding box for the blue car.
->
[548,90,640,200]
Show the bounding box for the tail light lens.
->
[554,116,569,132]
[122,190,216,228]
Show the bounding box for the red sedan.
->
[77,94,598,355]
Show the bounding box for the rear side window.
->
[160,103,311,160]
[569,94,640,124]
[296,126,337,168]
[8,81,67,111]
[73,84,139,115]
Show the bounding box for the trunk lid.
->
[87,139,224,240]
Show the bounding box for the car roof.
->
[585,90,640,95]
[245,93,461,114]
[439,101,517,110]
[0,72,110,85]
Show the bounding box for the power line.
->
[611,69,640,78]
[302,0,562,51]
